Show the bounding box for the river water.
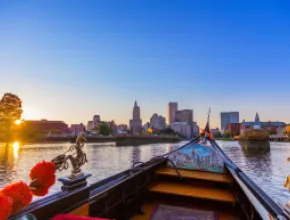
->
[0,140,290,206]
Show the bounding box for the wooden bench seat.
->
[156,168,233,183]
[150,181,236,203]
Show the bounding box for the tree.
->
[269,129,277,135]
[99,122,112,136]
[0,93,23,140]
[223,131,232,139]
[286,125,290,133]
[213,132,222,138]
[158,127,175,136]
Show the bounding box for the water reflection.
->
[132,146,141,163]
[13,141,20,160]
[0,141,24,185]
[217,140,290,205]
[0,140,290,205]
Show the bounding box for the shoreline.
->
[215,138,289,142]
[0,135,182,145]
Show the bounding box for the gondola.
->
[6,115,290,220]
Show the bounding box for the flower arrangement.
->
[0,132,87,220]
[0,161,56,219]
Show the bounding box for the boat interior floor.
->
[131,167,240,220]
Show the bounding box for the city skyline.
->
[9,99,290,129]
[1,1,290,127]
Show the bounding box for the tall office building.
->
[192,121,199,137]
[167,102,178,125]
[176,109,193,125]
[87,121,94,130]
[150,113,166,129]
[93,115,101,128]
[176,109,193,137]
[129,101,142,133]
[220,112,239,133]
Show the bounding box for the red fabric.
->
[51,214,114,220]
[1,181,32,213]
[0,192,13,220]
[29,161,56,196]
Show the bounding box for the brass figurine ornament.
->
[52,132,88,179]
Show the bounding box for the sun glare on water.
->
[14,120,21,125]
[13,141,20,159]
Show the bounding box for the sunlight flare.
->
[14,119,22,125]
[13,141,20,159]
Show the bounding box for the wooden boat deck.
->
[131,167,239,220]
[156,167,233,183]
[131,202,239,220]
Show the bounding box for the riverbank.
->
[215,138,235,141]
[0,135,182,146]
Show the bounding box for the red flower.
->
[1,181,32,213]
[29,161,56,196]
[0,192,13,220]
[30,186,49,197]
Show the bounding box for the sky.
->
[0,0,290,128]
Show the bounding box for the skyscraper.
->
[150,113,166,129]
[176,109,193,137]
[167,102,178,125]
[175,109,193,125]
[129,101,142,134]
[220,112,239,133]
[93,115,101,128]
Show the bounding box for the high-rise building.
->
[167,102,178,125]
[171,122,192,139]
[176,109,193,136]
[220,112,239,133]
[192,121,199,137]
[176,109,193,124]
[129,101,142,134]
[150,113,166,129]
[87,121,94,130]
[93,115,101,128]
[150,114,159,128]
[158,115,166,129]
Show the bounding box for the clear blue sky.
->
[0,1,290,128]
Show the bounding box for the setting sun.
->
[14,119,22,125]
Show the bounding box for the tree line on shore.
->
[0,93,22,143]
